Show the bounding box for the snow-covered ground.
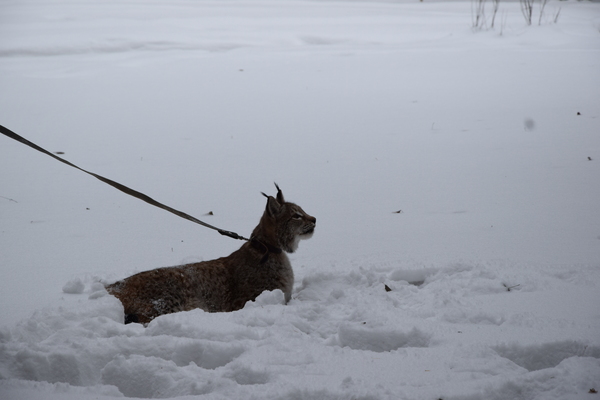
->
[1,0,599,398]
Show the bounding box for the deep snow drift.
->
[1,0,599,399]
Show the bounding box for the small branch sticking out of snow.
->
[503,283,521,292]
[538,0,548,26]
[553,7,561,24]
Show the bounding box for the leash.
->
[0,124,249,241]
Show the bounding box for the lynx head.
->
[253,183,316,253]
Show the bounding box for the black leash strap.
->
[0,124,248,241]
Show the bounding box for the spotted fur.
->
[106,185,315,324]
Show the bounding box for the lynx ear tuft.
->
[274,182,285,204]
[261,192,269,198]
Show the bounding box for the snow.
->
[1,0,600,398]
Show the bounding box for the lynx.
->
[106,184,316,324]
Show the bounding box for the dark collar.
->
[250,238,282,263]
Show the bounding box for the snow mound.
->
[494,341,600,372]
[61,278,85,294]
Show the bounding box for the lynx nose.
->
[309,216,316,225]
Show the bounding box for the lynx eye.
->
[292,213,303,220]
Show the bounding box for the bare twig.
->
[503,283,521,292]
[491,0,500,28]
[553,7,561,23]
[539,0,548,25]
[500,10,507,35]
[520,0,534,25]
[472,0,487,29]
[0,196,18,203]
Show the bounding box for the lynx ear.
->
[265,195,281,217]
[262,183,284,216]
[274,182,285,204]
